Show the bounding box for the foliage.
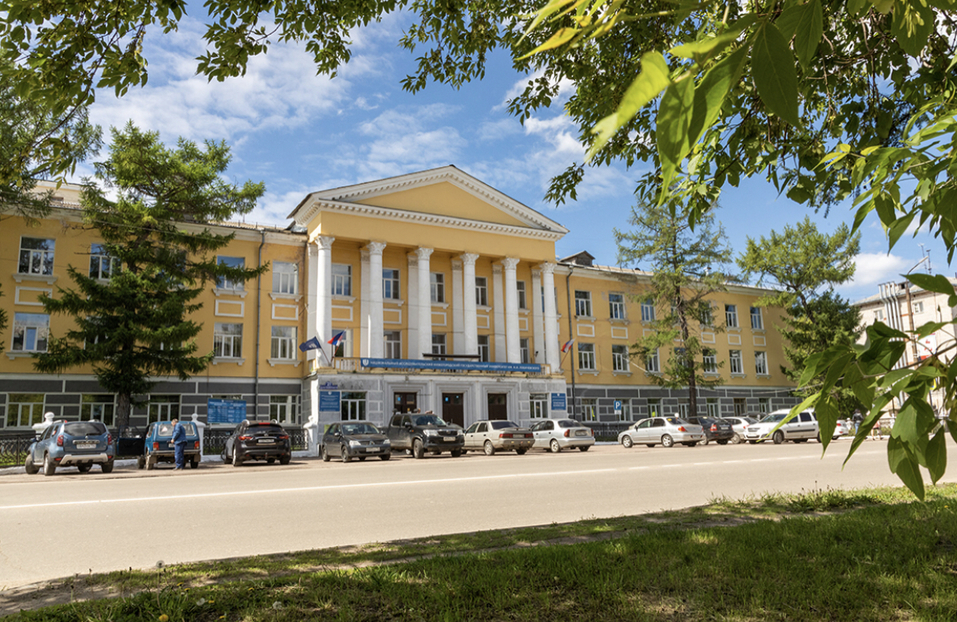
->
[615,195,733,415]
[33,124,266,426]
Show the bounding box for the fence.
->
[582,422,631,442]
[201,427,308,457]
[0,432,36,468]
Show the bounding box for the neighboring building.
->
[1,167,798,431]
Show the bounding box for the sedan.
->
[722,415,760,444]
[529,418,595,453]
[321,421,391,463]
[221,420,292,466]
[463,420,534,455]
[687,416,734,445]
[618,417,705,448]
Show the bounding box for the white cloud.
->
[849,252,911,288]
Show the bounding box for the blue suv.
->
[25,420,115,476]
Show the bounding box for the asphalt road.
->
[2,437,954,591]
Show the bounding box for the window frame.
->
[89,244,120,280]
[574,290,593,317]
[754,350,769,375]
[725,304,739,328]
[477,334,490,362]
[516,280,527,310]
[750,306,764,330]
[612,344,629,372]
[384,331,402,359]
[382,268,400,300]
[430,272,445,304]
[609,293,626,320]
[578,343,596,371]
[729,349,743,375]
[213,322,244,358]
[270,325,297,360]
[12,312,50,352]
[18,237,55,276]
[640,299,656,323]
[475,276,488,307]
[273,261,299,295]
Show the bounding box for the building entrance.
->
[442,393,464,427]
[487,393,508,420]
[394,392,418,414]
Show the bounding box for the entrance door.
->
[394,392,418,414]
[442,393,464,427]
[487,393,508,420]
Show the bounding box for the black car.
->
[687,416,734,445]
[320,421,391,463]
[221,420,292,466]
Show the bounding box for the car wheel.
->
[341,445,351,463]
[232,447,243,467]
[731,433,743,444]
[450,449,462,457]
[190,458,200,469]
[279,455,291,465]
[380,453,391,461]
[816,433,823,443]
[717,439,729,445]
[661,434,674,448]
[484,441,496,456]
[137,456,145,470]
[549,439,561,453]
[412,439,425,459]
[578,446,589,452]
[100,462,114,474]
[24,453,39,475]
[43,453,56,476]
[700,436,709,446]
[77,465,92,473]
[321,446,330,462]
[772,431,785,445]
[516,448,527,455]
[620,435,633,449]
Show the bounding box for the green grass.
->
[7,484,957,621]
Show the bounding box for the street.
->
[2,438,953,590]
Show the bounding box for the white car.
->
[722,415,760,444]
[745,409,820,444]
[618,417,705,448]
[529,419,595,453]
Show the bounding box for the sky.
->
[75,8,948,305]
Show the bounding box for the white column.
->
[451,259,464,355]
[531,268,545,365]
[492,263,505,362]
[360,248,370,357]
[305,243,319,364]
[416,247,434,359]
[502,258,520,364]
[407,253,419,359]
[460,253,479,356]
[365,241,386,359]
[315,236,335,366]
[541,262,560,371]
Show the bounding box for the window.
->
[520,338,530,364]
[729,350,743,375]
[214,323,243,358]
[148,396,179,424]
[271,326,297,360]
[216,256,246,290]
[431,272,445,303]
[641,299,656,322]
[341,392,366,421]
[578,343,596,370]
[383,268,400,300]
[270,395,300,425]
[647,398,660,417]
[12,313,50,352]
[733,398,746,416]
[750,306,764,330]
[273,262,298,295]
[431,333,447,355]
[581,398,597,421]
[330,329,348,358]
[618,399,634,422]
[516,281,527,310]
[612,344,629,372]
[331,263,351,296]
[703,349,717,374]
[759,397,770,413]
[725,304,738,328]
[875,309,884,321]
[755,351,768,375]
[609,293,626,320]
[707,398,720,418]
[475,277,488,306]
[385,331,402,359]
[89,244,119,279]
[477,335,490,362]
[530,394,548,419]
[575,291,592,317]
[678,402,690,418]
[81,394,115,427]
[701,303,714,327]
[18,237,55,276]
[914,301,924,313]
[646,348,660,373]
[5,394,44,428]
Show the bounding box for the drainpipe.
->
[255,229,265,420]
[565,267,577,420]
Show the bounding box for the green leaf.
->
[526,27,579,56]
[657,74,695,193]
[687,45,748,148]
[891,0,936,57]
[926,427,947,483]
[887,211,915,250]
[750,22,800,127]
[793,0,824,69]
[670,28,743,60]
[887,435,925,499]
[906,273,956,297]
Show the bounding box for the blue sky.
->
[77,9,947,304]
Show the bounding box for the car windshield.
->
[664,417,691,426]
[343,423,379,435]
[414,415,448,426]
[63,422,107,436]
[557,419,582,428]
[490,421,519,429]
[762,413,787,423]
[743,417,759,424]
[156,422,197,436]
[249,424,285,434]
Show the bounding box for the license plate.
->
[363,447,380,453]
[575,430,586,436]
[442,437,456,442]
[76,441,96,449]
[257,439,275,445]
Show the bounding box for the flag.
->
[328,331,346,348]
[561,339,575,353]
[298,336,322,352]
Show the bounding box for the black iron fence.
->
[582,422,630,442]
[0,432,36,468]
[200,427,308,457]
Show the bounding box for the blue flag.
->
[298,336,322,352]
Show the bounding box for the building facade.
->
[1,167,798,431]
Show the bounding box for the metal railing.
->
[0,432,36,468]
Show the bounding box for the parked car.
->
[529,418,595,453]
[686,416,734,445]
[462,420,534,455]
[137,421,201,470]
[24,420,115,476]
[721,415,760,444]
[618,417,705,448]
[221,420,292,466]
[744,409,819,444]
[384,412,464,458]
[834,419,853,438]
[321,421,391,462]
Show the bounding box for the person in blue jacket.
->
[171,418,187,470]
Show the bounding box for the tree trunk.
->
[116,392,132,428]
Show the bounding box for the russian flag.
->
[561,339,575,353]
[328,331,346,347]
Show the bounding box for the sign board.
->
[207,398,247,425]
[614,400,622,415]
[917,333,938,361]
[360,358,542,374]
[550,392,567,412]
[319,390,341,413]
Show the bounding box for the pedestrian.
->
[852,410,863,435]
[873,418,883,440]
[171,418,187,470]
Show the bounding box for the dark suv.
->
[25,420,115,476]
[221,421,292,466]
[687,416,734,445]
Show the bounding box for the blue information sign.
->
[360,358,541,374]
[614,400,623,414]
[207,398,247,425]
[319,390,341,413]
[551,392,567,411]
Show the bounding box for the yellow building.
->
[0,167,797,431]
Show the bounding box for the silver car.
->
[745,409,819,444]
[722,415,760,444]
[529,418,595,453]
[463,420,534,455]
[618,417,705,448]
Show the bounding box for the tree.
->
[33,123,266,427]
[616,195,734,419]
